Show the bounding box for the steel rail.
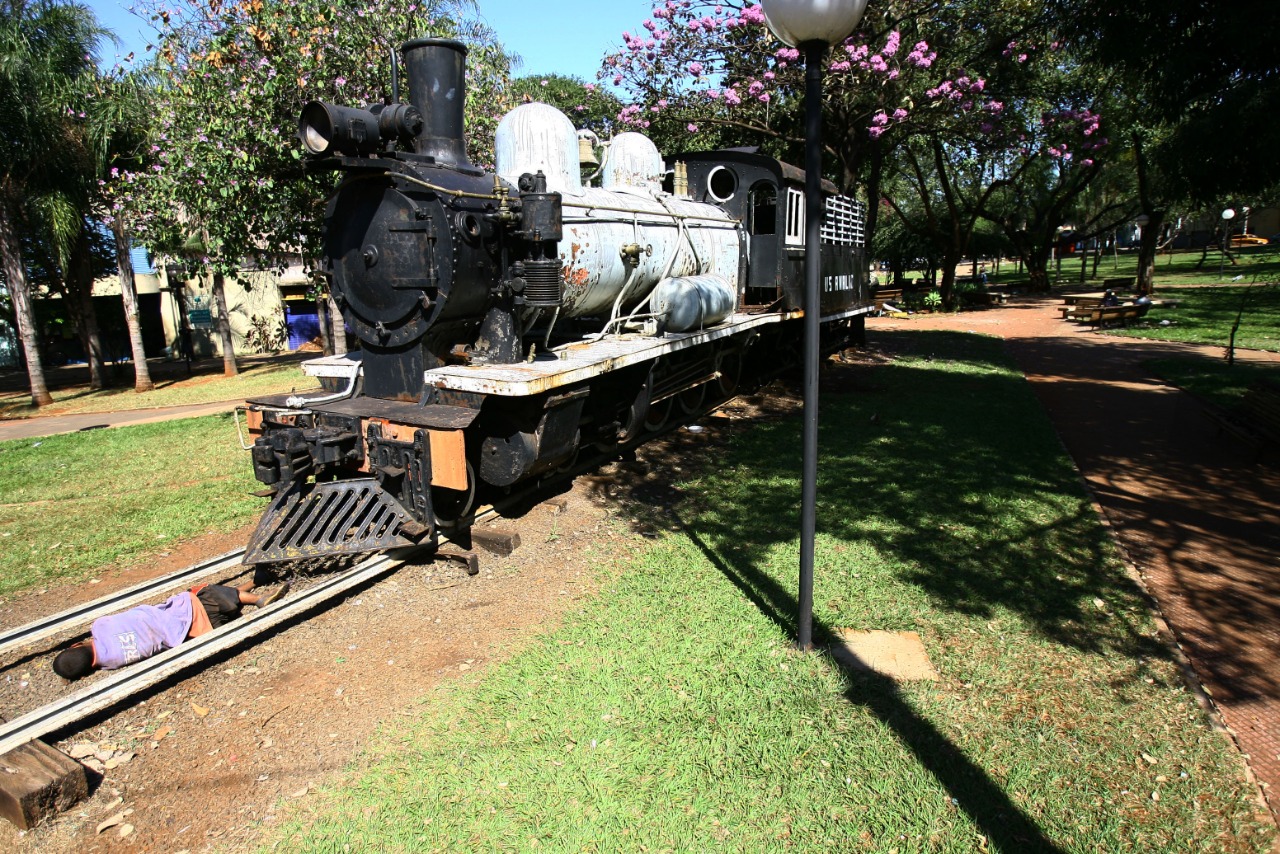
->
[0,544,423,756]
[0,549,248,659]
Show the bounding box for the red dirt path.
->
[872,294,1280,815]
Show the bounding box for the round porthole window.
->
[706,165,738,202]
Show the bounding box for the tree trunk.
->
[1135,211,1164,295]
[315,290,332,355]
[211,271,239,377]
[0,205,53,406]
[328,293,347,355]
[1024,244,1054,293]
[69,228,107,389]
[939,251,960,309]
[111,216,153,392]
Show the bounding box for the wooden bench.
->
[1059,297,1102,317]
[1064,304,1148,327]
[1062,293,1103,306]
[958,290,1006,307]
[874,289,903,311]
[1204,382,1280,463]
[1103,276,1136,291]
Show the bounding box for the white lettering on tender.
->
[823,273,855,293]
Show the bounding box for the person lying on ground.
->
[51,581,289,680]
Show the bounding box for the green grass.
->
[0,415,262,595]
[1107,285,1280,352]
[0,354,319,420]
[1147,357,1280,411]
[988,244,1280,289]
[267,332,1271,853]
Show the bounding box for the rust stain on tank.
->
[563,265,590,287]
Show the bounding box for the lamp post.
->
[1220,208,1235,279]
[760,0,870,651]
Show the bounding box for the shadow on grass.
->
[686,523,1068,853]
[592,330,1184,850]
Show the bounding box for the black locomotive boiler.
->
[240,37,870,565]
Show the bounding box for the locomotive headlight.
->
[298,101,382,156]
[299,100,425,157]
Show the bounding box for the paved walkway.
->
[872,296,1280,816]
[0,399,243,442]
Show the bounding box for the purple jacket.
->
[92,592,193,670]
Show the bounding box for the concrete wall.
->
[93,262,314,358]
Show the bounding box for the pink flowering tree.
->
[605,1,1133,299]
[117,0,512,368]
[603,0,945,246]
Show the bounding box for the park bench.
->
[1103,276,1136,291]
[1059,297,1102,318]
[1064,304,1148,327]
[959,290,1006,307]
[1204,381,1280,463]
[874,289,904,312]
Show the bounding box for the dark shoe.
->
[259,583,290,607]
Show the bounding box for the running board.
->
[244,479,424,565]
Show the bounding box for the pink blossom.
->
[687,123,698,132]
[882,31,901,56]
[688,61,704,77]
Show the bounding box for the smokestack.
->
[401,37,472,169]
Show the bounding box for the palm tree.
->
[90,68,156,391]
[0,0,105,407]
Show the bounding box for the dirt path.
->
[0,395,780,853]
[872,295,1280,815]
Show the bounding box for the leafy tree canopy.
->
[120,0,514,272]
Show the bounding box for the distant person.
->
[52,581,289,680]
[1102,289,1120,306]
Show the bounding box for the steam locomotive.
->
[240,37,870,566]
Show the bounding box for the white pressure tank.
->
[494,103,744,323]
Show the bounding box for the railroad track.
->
[0,411,690,759]
[0,543,431,756]
[0,548,249,659]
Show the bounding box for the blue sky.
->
[84,0,651,82]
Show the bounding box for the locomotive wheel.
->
[643,396,674,432]
[715,351,743,399]
[617,374,653,444]
[431,460,477,528]
[677,383,706,415]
